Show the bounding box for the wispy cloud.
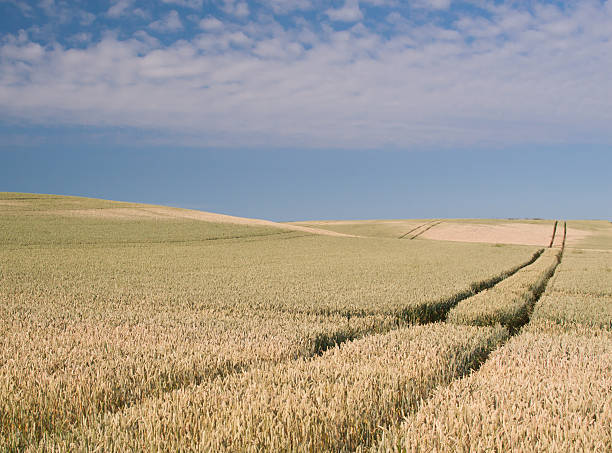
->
[199,16,224,31]
[261,0,312,14]
[326,0,363,22]
[161,0,204,10]
[1,1,612,149]
[417,0,452,10]
[1,0,33,15]
[149,10,183,32]
[107,0,133,18]
[220,0,250,18]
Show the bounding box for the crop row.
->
[374,326,612,452]
[446,248,560,330]
[37,324,508,452]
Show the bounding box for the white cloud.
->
[220,0,250,18]
[361,0,395,5]
[1,0,33,15]
[149,10,183,32]
[261,0,312,14]
[234,2,249,17]
[161,0,204,9]
[427,0,451,10]
[1,2,612,149]
[199,16,224,31]
[107,0,133,18]
[0,40,45,61]
[34,0,93,24]
[408,0,452,10]
[253,37,303,58]
[132,30,161,49]
[326,0,363,22]
[67,32,93,44]
[133,8,152,20]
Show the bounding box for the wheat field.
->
[1,192,610,452]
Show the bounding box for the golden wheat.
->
[4,194,609,452]
[447,248,560,329]
[531,248,612,329]
[374,328,612,452]
[0,309,394,449]
[39,324,507,452]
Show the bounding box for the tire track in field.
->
[364,226,569,450]
[398,220,437,239]
[549,220,558,248]
[452,220,565,370]
[345,245,558,451]
[344,227,566,450]
[410,220,442,240]
[524,220,565,323]
[399,220,443,240]
[426,222,566,399]
[550,220,567,248]
[562,221,567,249]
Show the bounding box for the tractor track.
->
[399,220,443,240]
[549,220,558,248]
[398,220,437,239]
[410,220,442,240]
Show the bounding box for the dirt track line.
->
[548,220,558,248]
[562,221,567,249]
[398,221,436,239]
[410,221,442,240]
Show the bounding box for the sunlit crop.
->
[375,328,612,452]
[447,248,560,329]
[2,193,610,452]
[531,248,612,329]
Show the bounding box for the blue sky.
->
[1,0,611,220]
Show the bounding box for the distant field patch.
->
[565,220,612,250]
[419,221,581,246]
[0,192,353,239]
[288,219,429,238]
